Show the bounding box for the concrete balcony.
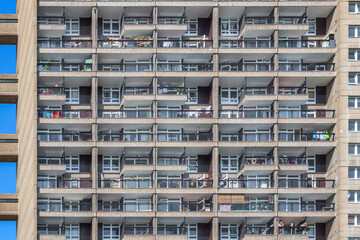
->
[0,77,18,103]
[38,235,66,240]
[37,17,66,37]
[0,135,18,160]
[0,194,18,219]
[0,15,18,44]
[98,39,154,54]
[121,17,155,38]
[157,17,188,37]
[38,164,66,175]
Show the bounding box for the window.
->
[349,191,360,203]
[103,19,120,36]
[221,156,239,173]
[349,26,360,37]
[158,198,181,211]
[37,198,62,211]
[349,120,360,132]
[123,198,151,211]
[65,224,79,240]
[65,88,79,104]
[349,144,360,155]
[306,87,316,104]
[221,19,239,36]
[103,88,120,104]
[185,19,198,36]
[220,224,239,240]
[65,19,79,36]
[221,88,239,104]
[103,224,120,240]
[103,156,120,173]
[349,2,360,14]
[349,49,360,61]
[185,156,198,173]
[349,73,360,84]
[349,215,360,226]
[349,97,360,108]
[185,87,198,104]
[307,156,316,172]
[65,156,79,173]
[0,163,16,194]
[305,19,316,36]
[349,167,360,179]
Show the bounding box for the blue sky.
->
[0,221,16,240]
[0,162,16,193]
[0,0,16,14]
[0,45,17,74]
[0,104,16,134]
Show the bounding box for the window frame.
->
[65,88,79,104]
[102,156,120,173]
[349,167,360,179]
[103,224,121,240]
[65,19,80,36]
[103,19,121,36]
[221,19,240,36]
[102,87,120,104]
[220,156,239,173]
[349,49,360,61]
[64,156,80,173]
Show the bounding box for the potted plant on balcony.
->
[175,83,184,94]
[130,176,134,181]
[141,176,145,181]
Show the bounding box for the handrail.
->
[98,110,153,119]
[38,110,92,119]
[220,110,274,119]
[158,40,213,48]
[157,110,213,118]
[157,179,213,188]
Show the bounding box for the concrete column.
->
[212,194,218,212]
[153,77,158,95]
[154,123,158,142]
[273,30,278,49]
[92,53,98,72]
[273,122,278,142]
[91,217,98,240]
[153,100,157,120]
[153,53,157,72]
[153,30,157,49]
[92,123,98,143]
[153,7,158,25]
[212,7,219,48]
[92,193,98,212]
[152,217,158,236]
[92,147,98,189]
[212,77,219,118]
[273,7,278,25]
[91,77,98,118]
[212,217,219,240]
[212,123,218,142]
[91,7,98,48]
[212,53,218,72]
[153,147,157,167]
[212,147,219,188]
[273,52,278,72]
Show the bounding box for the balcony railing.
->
[157,133,213,141]
[37,40,92,48]
[219,179,274,189]
[37,226,65,236]
[98,63,152,72]
[239,87,275,102]
[124,156,152,165]
[157,179,213,188]
[37,16,65,25]
[278,63,335,71]
[278,110,335,118]
[98,133,153,142]
[38,156,65,165]
[219,63,273,71]
[278,132,335,141]
[98,39,153,48]
[37,63,92,71]
[219,202,274,212]
[37,87,65,95]
[98,202,152,212]
[244,17,275,24]
[158,40,213,48]
[124,226,153,235]
[124,16,153,24]
[157,87,186,95]
[158,17,186,24]
[279,40,334,48]
[157,157,186,165]
[157,63,212,72]
[278,202,335,211]
[278,156,307,165]
[38,110,92,119]
[37,202,92,212]
[220,110,274,119]
[279,16,308,24]
[37,133,92,142]
[243,156,274,165]
[158,202,212,212]
[157,110,213,118]
[219,39,273,48]
[278,226,313,236]
[244,226,274,236]
[124,87,153,95]
[278,179,335,188]
[157,226,187,235]
[278,86,307,95]
[37,179,92,188]
[98,110,152,119]
[99,179,153,189]
[220,133,274,142]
